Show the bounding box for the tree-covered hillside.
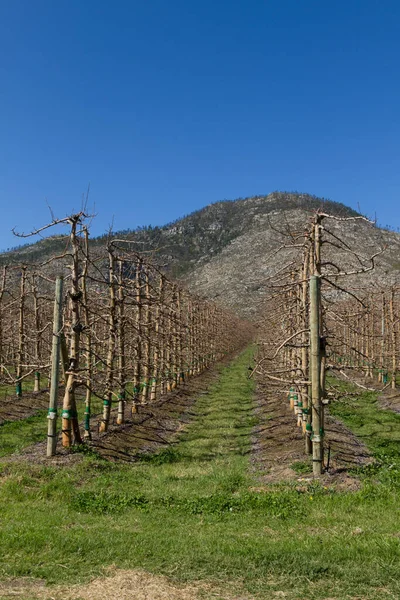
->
[0,192,359,277]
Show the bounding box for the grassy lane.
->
[0,350,400,599]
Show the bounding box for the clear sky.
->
[1,0,400,250]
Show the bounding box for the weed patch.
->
[135,446,182,465]
[71,490,150,514]
[71,489,301,518]
[290,460,312,475]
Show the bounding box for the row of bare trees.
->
[0,265,52,393]
[253,210,387,476]
[327,287,400,388]
[1,212,251,455]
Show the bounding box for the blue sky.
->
[1,0,400,250]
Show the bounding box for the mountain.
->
[0,192,357,270]
[1,192,399,319]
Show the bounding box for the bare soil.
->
[0,568,252,600]
[378,387,400,414]
[3,358,231,466]
[0,388,50,424]
[251,380,372,489]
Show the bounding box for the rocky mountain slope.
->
[1,192,399,319]
[183,196,400,318]
[0,192,358,273]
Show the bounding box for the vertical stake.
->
[47,276,63,457]
[310,275,323,477]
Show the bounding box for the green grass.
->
[0,384,106,459]
[0,375,41,397]
[328,375,400,457]
[0,351,400,599]
[290,459,313,475]
[0,411,47,457]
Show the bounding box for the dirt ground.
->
[3,353,375,489]
[0,568,252,600]
[3,357,230,466]
[251,380,372,489]
[378,387,400,414]
[0,387,50,424]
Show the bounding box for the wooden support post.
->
[47,277,63,457]
[141,270,151,403]
[150,274,163,402]
[159,277,166,396]
[170,287,178,389]
[100,245,117,432]
[132,258,142,414]
[379,292,385,383]
[177,290,184,384]
[117,259,126,424]
[369,305,375,378]
[16,267,26,398]
[301,247,312,452]
[390,288,397,389]
[61,216,83,447]
[0,266,7,375]
[32,273,41,392]
[82,227,92,439]
[310,275,323,477]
